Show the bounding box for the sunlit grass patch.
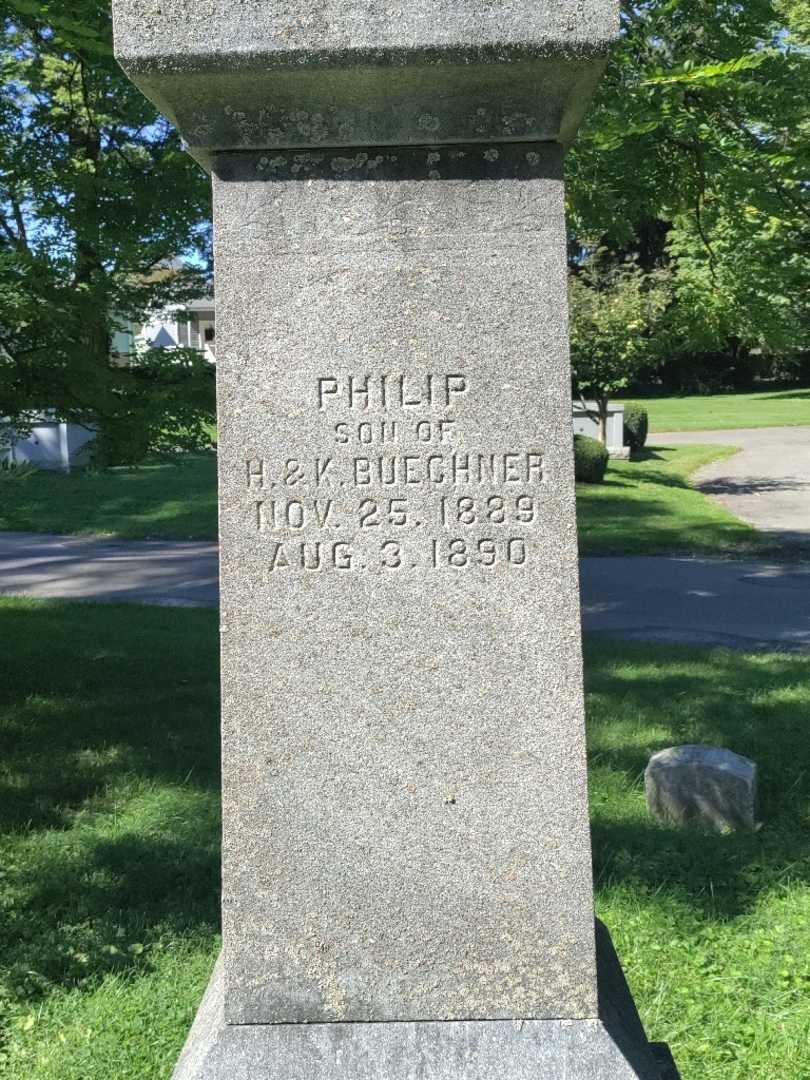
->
[577,443,763,555]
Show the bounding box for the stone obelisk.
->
[113,3,678,1076]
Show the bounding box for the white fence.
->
[2,419,96,471]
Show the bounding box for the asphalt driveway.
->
[0,531,220,608]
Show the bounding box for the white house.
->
[113,297,216,364]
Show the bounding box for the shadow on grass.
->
[585,639,810,921]
[3,813,221,1000]
[628,448,667,463]
[0,599,221,1001]
[605,467,693,491]
[0,454,218,541]
[579,493,760,555]
[752,388,810,401]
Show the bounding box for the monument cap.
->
[112,0,619,166]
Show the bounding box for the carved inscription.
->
[244,373,548,574]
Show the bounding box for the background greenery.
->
[568,0,810,393]
[1,1,215,461]
[1,599,808,1080]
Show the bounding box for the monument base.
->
[172,924,679,1080]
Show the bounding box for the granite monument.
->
[112,2,679,1076]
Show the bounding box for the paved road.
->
[580,555,810,650]
[657,426,810,545]
[0,532,220,608]
[2,532,809,650]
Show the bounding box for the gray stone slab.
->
[213,142,597,1025]
[112,4,680,1078]
[645,744,759,832]
[172,924,675,1080]
[111,1,618,164]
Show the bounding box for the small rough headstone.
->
[646,745,759,832]
[113,2,679,1077]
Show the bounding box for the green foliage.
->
[92,417,150,468]
[567,0,810,363]
[0,2,215,461]
[573,433,609,483]
[0,456,38,479]
[622,403,649,452]
[570,260,670,439]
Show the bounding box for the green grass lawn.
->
[0,454,217,540]
[577,443,763,556]
[621,387,810,433]
[2,598,809,1079]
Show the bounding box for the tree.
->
[566,0,810,373]
[0,1,215,463]
[569,261,669,443]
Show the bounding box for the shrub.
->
[623,403,649,453]
[574,434,609,483]
[93,415,151,467]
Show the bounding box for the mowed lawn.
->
[620,387,810,433]
[0,454,218,540]
[2,598,809,1080]
[576,443,762,556]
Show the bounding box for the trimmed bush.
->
[623,403,649,453]
[574,433,609,483]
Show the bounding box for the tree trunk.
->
[597,396,608,445]
[66,71,115,431]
